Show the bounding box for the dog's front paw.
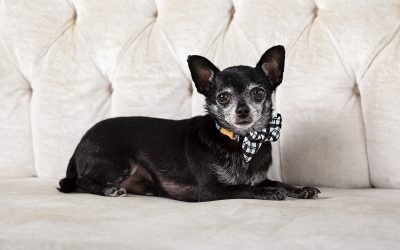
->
[297,186,320,199]
[276,188,289,200]
[267,188,288,200]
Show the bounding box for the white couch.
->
[1,0,399,249]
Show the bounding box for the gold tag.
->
[220,127,235,140]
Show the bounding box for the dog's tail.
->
[58,155,78,193]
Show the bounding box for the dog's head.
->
[188,45,285,135]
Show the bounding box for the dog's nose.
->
[236,105,250,118]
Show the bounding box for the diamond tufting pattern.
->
[0,0,399,188]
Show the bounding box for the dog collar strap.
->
[242,113,282,162]
[215,113,282,162]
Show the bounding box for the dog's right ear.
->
[256,45,285,90]
[187,55,220,95]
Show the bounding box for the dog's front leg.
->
[198,185,288,202]
[258,179,320,199]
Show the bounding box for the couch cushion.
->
[1,178,399,250]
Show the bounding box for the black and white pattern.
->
[215,113,282,162]
[242,113,282,162]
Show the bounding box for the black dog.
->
[58,45,320,201]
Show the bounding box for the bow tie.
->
[215,113,282,162]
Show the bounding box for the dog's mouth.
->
[234,118,254,129]
[236,120,252,125]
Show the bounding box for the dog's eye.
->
[216,92,231,104]
[251,88,265,101]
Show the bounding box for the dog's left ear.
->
[187,55,220,95]
[256,45,285,90]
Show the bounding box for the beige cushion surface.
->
[1,178,399,250]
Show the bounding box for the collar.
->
[215,123,240,141]
[215,113,282,162]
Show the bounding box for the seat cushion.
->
[1,178,400,250]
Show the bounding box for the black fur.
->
[58,45,320,201]
[58,178,76,193]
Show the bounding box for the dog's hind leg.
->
[76,178,127,197]
[120,165,158,197]
[104,187,127,197]
[73,148,132,197]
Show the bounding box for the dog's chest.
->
[211,152,269,186]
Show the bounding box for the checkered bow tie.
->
[215,113,282,163]
[242,114,282,162]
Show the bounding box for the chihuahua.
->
[58,45,320,201]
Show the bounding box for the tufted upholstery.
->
[0,0,399,188]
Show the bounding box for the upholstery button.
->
[230,6,235,17]
[313,7,318,16]
[109,85,113,94]
[353,84,360,96]
[154,11,158,18]
[72,10,77,23]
